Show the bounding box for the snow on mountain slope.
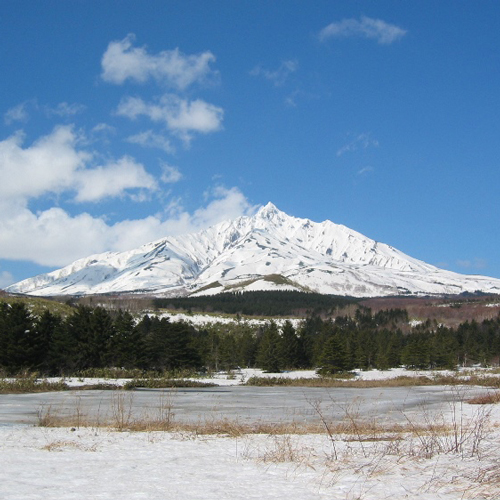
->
[6,203,500,297]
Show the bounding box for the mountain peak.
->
[7,204,500,298]
[257,202,281,218]
[255,202,290,225]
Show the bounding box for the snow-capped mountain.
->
[6,203,500,298]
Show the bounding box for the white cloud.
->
[160,163,182,184]
[0,126,89,200]
[456,258,488,270]
[0,206,111,266]
[0,270,14,289]
[0,126,157,203]
[127,130,174,153]
[45,102,86,117]
[250,60,298,87]
[74,156,157,203]
[357,166,374,176]
[117,94,223,144]
[319,16,407,44]
[4,101,31,125]
[0,186,256,267]
[92,123,116,135]
[337,133,379,157]
[101,34,217,89]
[191,186,256,229]
[5,101,86,125]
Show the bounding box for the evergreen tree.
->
[317,334,350,375]
[32,310,61,373]
[279,320,301,369]
[0,302,36,372]
[318,335,353,375]
[67,306,115,369]
[238,329,258,368]
[256,321,282,372]
[145,318,200,371]
[401,336,430,369]
[110,310,142,368]
[46,319,78,375]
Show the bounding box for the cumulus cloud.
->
[74,156,157,203]
[101,34,217,89]
[0,186,256,267]
[250,60,298,87]
[0,126,157,204]
[319,16,407,44]
[127,130,174,153]
[116,94,223,144]
[193,186,256,228]
[0,126,89,201]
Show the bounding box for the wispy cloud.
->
[5,100,86,125]
[127,130,174,153]
[45,102,86,117]
[4,101,32,125]
[101,34,217,89]
[337,133,379,157]
[250,60,298,87]
[160,163,182,184]
[319,16,407,45]
[92,123,116,135]
[456,258,488,270]
[0,270,14,289]
[357,166,374,176]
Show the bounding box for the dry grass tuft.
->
[468,391,500,405]
[245,373,500,388]
[0,377,70,394]
[41,439,98,452]
[259,434,314,464]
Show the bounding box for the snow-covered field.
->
[1,404,499,500]
[1,368,500,499]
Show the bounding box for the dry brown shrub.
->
[468,391,500,405]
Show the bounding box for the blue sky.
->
[1,1,500,287]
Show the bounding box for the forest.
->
[152,290,359,316]
[1,295,500,376]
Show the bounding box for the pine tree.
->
[279,320,301,369]
[256,321,282,372]
[1,302,36,372]
[110,310,142,368]
[317,334,350,375]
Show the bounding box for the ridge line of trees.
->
[1,302,500,376]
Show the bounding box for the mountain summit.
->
[7,203,500,297]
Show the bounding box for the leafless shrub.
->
[110,392,134,430]
[260,435,313,464]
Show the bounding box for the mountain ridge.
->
[7,203,500,298]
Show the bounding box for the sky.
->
[1,0,500,287]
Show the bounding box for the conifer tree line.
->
[1,301,500,375]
